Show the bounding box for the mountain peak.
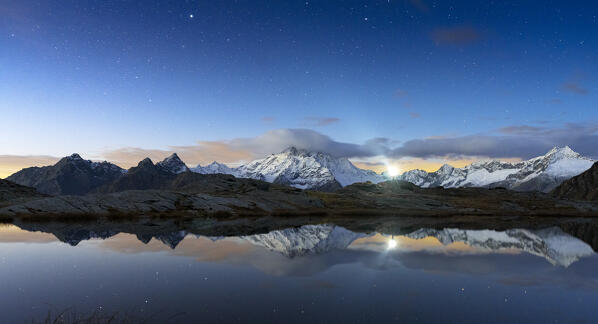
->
[544,146,579,159]
[7,154,125,195]
[165,153,180,160]
[157,153,188,174]
[138,157,154,167]
[232,146,384,189]
[436,164,455,174]
[282,146,304,155]
[396,145,595,192]
[67,153,83,160]
[191,161,235,175]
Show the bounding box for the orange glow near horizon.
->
[1,154,524,179]
[352,156,523,174]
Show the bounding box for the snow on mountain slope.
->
[397,146,595,192]
[405,227,594,267]
[156,153,189,174]
[234,147,338,189]
[232,147,384,190]
[191,161,237,175]
[307,151,385,186]
[241,224,368,258]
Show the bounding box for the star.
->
[189,14,194,19]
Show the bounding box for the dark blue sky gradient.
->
[1,1,597,161]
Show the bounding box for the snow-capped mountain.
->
[235,147,341,190]
[397,146,595,192]
[191,161,237,175]
[241,224,368,258]
[190,147,385,190]
[405,227,594,267]
[156,153,189,174]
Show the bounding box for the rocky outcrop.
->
[0,179,46,207]
[551,162,598,201]
[96,158,174,193]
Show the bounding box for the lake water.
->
[1,221,597,323]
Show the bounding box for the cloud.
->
[390,122,598,159]
[221,129,386,158]
[562,82,588,95]
[497,125,546,135]
[7,122,598,176]
[304,117,341,126]
[103,143,253,168]
[101,129,391,168]
[431,26,482,45]
[261,116,275,123]
[364,137,400,147]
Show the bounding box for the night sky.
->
[1,1,597,176]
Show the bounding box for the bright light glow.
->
[386,165,400,177]
[387,239,397,249]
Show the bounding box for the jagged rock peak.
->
[138,157,154,167]
[281,146,306,155]
[157,153,189,174]
[67,153,83,160]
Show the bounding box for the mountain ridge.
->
[5,146,595,195]
[192,147,384,191]
[6,154,125,195]
[396,146,595,192]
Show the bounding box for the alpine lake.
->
[1,216,597,323]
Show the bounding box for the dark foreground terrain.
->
[1,172,598,221]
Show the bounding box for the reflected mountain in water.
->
[241,224,369,257]
[406,227,594,267]
[9,220,597,266]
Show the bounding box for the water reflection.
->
[1,221,598,323]
[3,222,596,267]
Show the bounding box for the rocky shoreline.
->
[1,179,597,221]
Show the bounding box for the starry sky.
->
[1,0,597,177]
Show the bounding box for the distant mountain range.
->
[396,146,595,193]
[5,146,595,195]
